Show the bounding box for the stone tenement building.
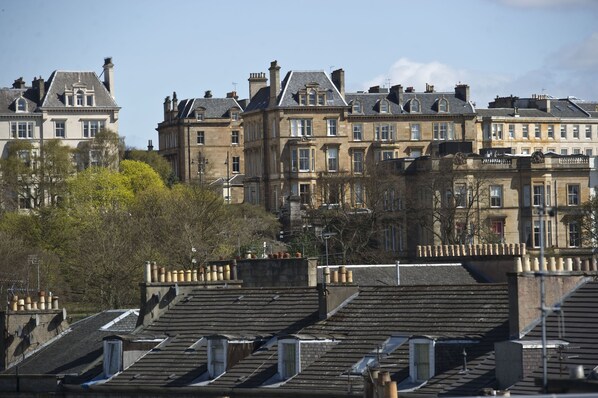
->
[157,90,245,203]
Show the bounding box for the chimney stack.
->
[248,72,267,101]
[163,96,171,120]
[12,77,26,89]
[391,84,404,105]
[455,84,470,102]
[32,77,45,104]
[103,57,115,99]
[147,140,154,151]
[269,60,281,107]
[226,91,238,100]
[425,83,435,93]
[331,68,345,98]
[204,90,212,99]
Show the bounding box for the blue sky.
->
[1,0,597,149]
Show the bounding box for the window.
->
[76,90,84,106]
[327,147,338,172]
[86,95,94,106]
[410,339,434,382]
[375,124,395,141]
[55,121,66,138]
[299,148,310,172]
[438,98,448,112]
[379,150,394,161]
[196,111,204,121]
[521,148,530,155]
[410,148,422,158]
[384,224,403,252]
[299,183,311,205]
[586,148,593,156]
[103,340,122,377]
[353,124,363,141]
[492,124,503,140]
[290,119,312,137]
[308,90,316,106]
[586,125,592,139]
[11,121,34,139]
[410,99,420,113]
[208,339,227,378]
[231,130,239,145]
[567,184,580,206]
[509,124,515,139]
[560,125,566,139]
[573,125,580,139]
[66,95,73,106]
[16,98,26,112]
[197,131,205,145]
[490,185,502,207]
[534,124,541,139]
[318,94,326,105]
[354,182,364,205]
[327,119,337,136]
[433,122,454,140]
[379,100,389,113]
[231,111,239,121]
[491,220,505,242]
[547,125,554,138]
[522,124,529,139]
[533,220,541,248]
[573,148,581,155]
[82,120,105,138]
[411,123,421,140]
[568,222,580,247]
[353,150,364,174]
[232,156,240,173]
[561,148,568,155]
[352,101,362,113]
[454,183,467,208]
[278,341,299,380]
[533,185,544,207]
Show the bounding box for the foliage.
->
[67,167,134,210]
[576,195,598,247]
[125,150,174,185]
[120,159,165,194]
[76,128,122,169]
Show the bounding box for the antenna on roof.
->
[232,82,237,91]
[329,65,335,73]
[385,78,391,88]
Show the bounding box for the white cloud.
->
[554,32,598,71]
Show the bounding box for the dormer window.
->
[76,90,84,106]
[196,111,205,121]
[379,100,390,114]
[409,338,435,382]
[103,339,123,377]
[438,98,448,113]
[208,338,227,378]
[278,340,299,380]
[231,110,240,121]
[318,93,325,105]
[16,98,27,112]
[308,90,316,106]
[352,101,362,113]
[86,95,94,106]
[410,99,420,113]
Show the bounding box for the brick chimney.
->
[248,72,267,100]
[390,84,404,105]
[12,77,26,89]
[269,60,281,107]
[455,84,470,102]
[32,77,45,104]
[103,57,115,99]
[226,91,238,100]
[331,68,345,98]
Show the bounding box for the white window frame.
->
[522,124,529,139]
[232,156,240,173]
[534,124,541,139]
[278,339,300,380]
[11,121,34,139]
[327,147,338,172]
[82,120,105,138]
[231,130,240,145]
[353,150,364,174]
[353,124,363,141]
[411,123,421,140]
[508,124,515,139]
[568,222,580,247]
[585,125,592,139]
[438,98,448,112]
[352,101,362,113]
[208,338,228,379]
[410,99,420,113]
[379,99,389,114]
[560,125,567,139]
[298,148,310,172]
[573,125,580,139]
[375,124,395,141]
[197,131,205,145]
[326,119,338,136]
[490,185,503,208]
[409,338,435,383]
[433,122,454,141]
[567,184,580,206]
[16,98,27,112]
[290,119,312,137]
[54,120,66,138]
[491,123,503,140]
[103,340,123,377]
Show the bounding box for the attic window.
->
[438,98,448,113]
[76,90,85,106]
[103,340,123,377]
[231,111,239,121]
[278,340,299,380]
[196,111,204,121]
[86,95,94,106]
[308,90,316,106]
[410,99,420,113]
[379,100,390,114]
[16,98,27,112]
[409,338,435,382]
[352,101,362,113]
[208,338,227,378]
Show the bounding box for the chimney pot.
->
[204,90,212,99]
[268,60,281,107]
[102,57,115,98]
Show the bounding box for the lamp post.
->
[322,232,336,267]
[224,151,231,204]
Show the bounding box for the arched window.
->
[379,100,389,114]
[352,101,362,113]
[410,99,420,113]
[16,98,27,112]
[438,98,448,113]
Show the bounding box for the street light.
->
[322,232,336,267]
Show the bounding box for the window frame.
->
[231,130,240,145]
[11,121,34,139]
[438,98,448,113]
[353,150,364,174]
[197,131,205,145]
[207,338,228,379]
[547,125,554,139]
[82,120,105,138]
[568,221,580,247]
[409,338,435,383]
[103,340,123,377]
[232,156,240,173]
[490,185,503,208]
[54,120,66,138]
[326,119,338,137]
[290,119,313,137]
[410,99,421,113]
[352,101,362,113]
[379,99,390,114]
[278,339,300,380]
[16,98,27,112]
[326,147,338,172]
[352,124,363,141]
[567,184,580,206]
[410,123,421,141]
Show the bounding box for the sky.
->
[1,0,597,149]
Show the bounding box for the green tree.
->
[125,150,174,185]
[67,167,134,211]
[76,128,122,169]
[120,159,165,194]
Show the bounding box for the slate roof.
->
[104,287,320,388]
[478,98,597,119]
[346,91,475,117]
[176,97,243,119]
[572,100,598,118]
[0,87,41,115]
[244,70,347,113]
[508,280,598,395]
[197,284,509,396]
[316,264,487,286]
[476,108,550,118]
[42,71,118,108]
[1,310,137,379]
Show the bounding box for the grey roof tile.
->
[0,87,40,115]
[278,71,347,107]
[177,97,243,119]
[42,71,118,108]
